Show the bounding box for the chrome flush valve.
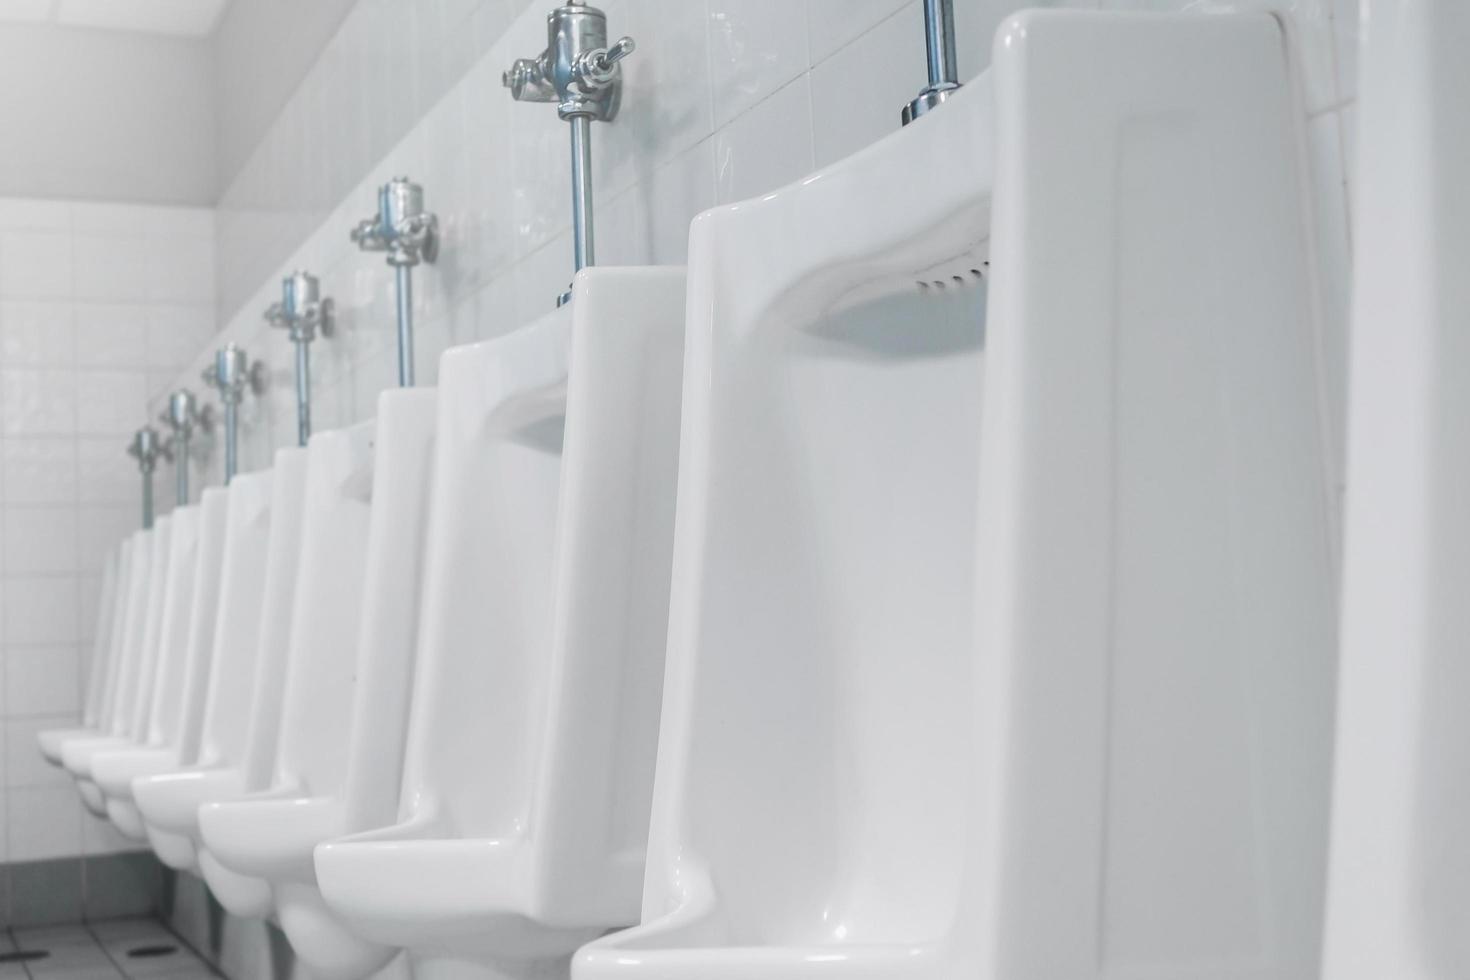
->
[201,343,266,406]
[201,344,265,483]
[503,3,635,122]
[351,178,439,268]
[265,270,330,343]
[505,2,636,304]
[128,425,168,529]
[158,389,204,504]
[265,271,331,446]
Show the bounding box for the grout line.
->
[151,921,222,980]
[82,920,128,980]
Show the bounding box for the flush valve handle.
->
[580,36,636,87]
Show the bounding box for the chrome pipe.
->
[395,264,415,387]
[903,0,962,125]
[570,115,595,274]
[295,340,312,446]
[222,401,238,483]
[142,470,154,529]
[176,430,191,502]
[923,0,958,90]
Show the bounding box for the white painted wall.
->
[211,0,359,194]
[0,23,215,205]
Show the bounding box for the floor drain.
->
[126,945,179,959]
[0,951,50,964]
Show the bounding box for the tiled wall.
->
[0,200,216,877]
[162,0,1361,498]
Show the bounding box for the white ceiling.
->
[0,0,230,38]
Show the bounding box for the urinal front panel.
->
[121,518,173,742]
[143,507,203,748]
[81,548,122,728]
[85,539,131,734]
[1322,1,1470,975]
[399,311,570,840]
[107,525,160,741]
[339,388,440,834]
[236,447,313,791]
[969,12,1338,977]
[273,420,376,795]
[196,469,275,767]
[173,488,232,766]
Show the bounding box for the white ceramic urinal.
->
[92,506,202,838]
[1321,3,1470,976]
[577,11,1339,980]
[63,516,173,810]
[92,488,230,838]
[38,543,123,765]
[194,418,376,923]
[198,389,436,980]
[137,449,310,916]
[314,267,686,980]
[134,465,278,871]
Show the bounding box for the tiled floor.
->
[0,919,216,980]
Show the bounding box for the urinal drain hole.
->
[916,261,988,291]
[126,945,179,959]
[0,950,49,964]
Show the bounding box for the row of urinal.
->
[35,8,1463,980]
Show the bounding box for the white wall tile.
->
[3,577,78,645]
[2,368,76,435]
[74,303,148,369]
[74,369,147,436]
[8,784,82,860]
[714,75,816,204]
[0,230,73,300]
[2,438,77,504]
[4,647,78,718]
[707,0,811,130]
[73,235,150,303]
[3,507,77,575]
[0,301,75,366]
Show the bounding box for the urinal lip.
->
[61,734,134,779]
[132,764,246,837]
[315,833,600,956]
[91,746,178,800]
[197,791,341,884]
[39,727,97,766]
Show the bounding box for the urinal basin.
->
[198,391,439,978]
[133,466,279,872]
[1322,2,1470,976]
[578,11,1336,980]
[42,538,134,767]
[40,728,96,766]
[95,505,204,839]
[194,426,371,921]
[193,418,375,915]
[40,543,127,766]
[317,267,688,969]
[94,488,232,807]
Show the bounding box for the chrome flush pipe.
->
[504,1,635,305]
[127,426,166,528]
[903,0,962,125]
[265,270,331,446]
[201,344,265,484]
[159,390,200,505]
[351,178,438,387]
